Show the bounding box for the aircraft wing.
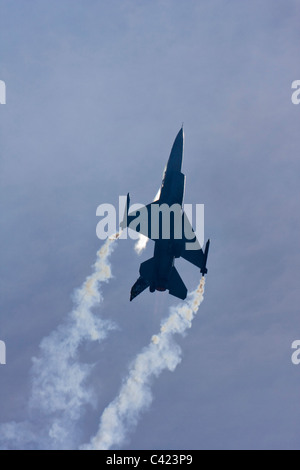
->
[168,267,188,300]
[120,194,160,240]
[121,197,210,275]
[127,203,155,239]
[181,212,210,275]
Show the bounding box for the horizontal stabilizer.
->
[130,257,156,301]
[130,276,150,301]
[139,257,155,281]
[168,267,187,300]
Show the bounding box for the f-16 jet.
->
[121,127,210,301]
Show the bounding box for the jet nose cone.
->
[175,126,184,147]
[166,127,184,172]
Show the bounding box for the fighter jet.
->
[121,127,210,301]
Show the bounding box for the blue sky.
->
[0,0,300,449]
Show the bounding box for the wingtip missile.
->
[200,239,210,275]
[120,193,130,229]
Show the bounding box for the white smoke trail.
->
[134,234,149,255]
[82,276,206,450]
[0,237,118,450]
[134,188,161,255]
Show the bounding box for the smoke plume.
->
[134,187,161,255]
[0,237,118,449]
[82,276,206,450]
[0,232,206,451]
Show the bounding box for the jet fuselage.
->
[150,128,185,291]
[123,127,210,302]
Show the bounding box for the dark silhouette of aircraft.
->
[121,127,210,301]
